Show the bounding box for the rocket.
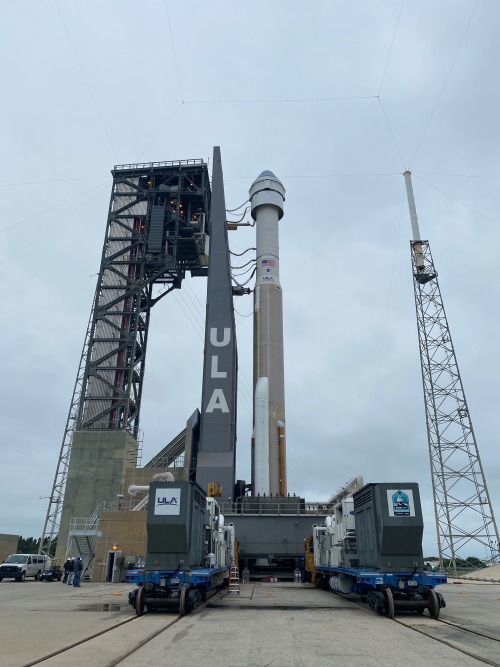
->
[250,171,286,496]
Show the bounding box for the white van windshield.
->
[4,555,28,564]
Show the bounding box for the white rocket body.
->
[250,171,286,496]
[254,377,270,495]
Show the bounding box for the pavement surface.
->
[462,564,500,582]
[0,578,499,667]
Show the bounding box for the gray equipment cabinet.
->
[146,481,207,570]
[353,482,424,571]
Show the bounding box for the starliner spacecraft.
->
[250,171,287,496]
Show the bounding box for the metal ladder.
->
[228,565,240,594]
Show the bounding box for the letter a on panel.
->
[206,389,230,413]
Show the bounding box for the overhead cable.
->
[234,308,253,318]
[226,172,401,179]
[226,200,250,213]
[408,0,480,169]
[230,247,256,257]
[136,102,184,160]
[0,183,109,267]
[378,0,405,96]
[54,0,118,162]
[164,1,184,101]
[0,175,109,187]
[414,175,500,229]
[184,95,378,104]
[227,207,249,223]
[0,181,110,234]
[231,258,256,271]
[182,280,206,317]
[232,267,256,279]
[173,292,204,341]
[378,97,406,170]
[414,171,500,180]
[231,267,256,288]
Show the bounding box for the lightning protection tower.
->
[41,159,211,562]
[405,171,499,573]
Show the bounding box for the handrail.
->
[113,159,206,171]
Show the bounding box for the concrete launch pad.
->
[1,578,499,666]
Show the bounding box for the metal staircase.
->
[67,502,107,580]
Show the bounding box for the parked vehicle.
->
[40,559,63,582]
[0,554,51,582]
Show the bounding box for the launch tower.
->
[405,171,499,571]
[42,159,212,560]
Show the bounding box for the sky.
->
[1,0,499,559]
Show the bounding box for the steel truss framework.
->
[40,160,211,555]
[411,240,499,570]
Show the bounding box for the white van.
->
[0,554,51,581]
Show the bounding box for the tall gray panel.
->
[196,147,238,501]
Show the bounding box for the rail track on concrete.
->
[23,586,500,667]
[328,591,500,667]
[23,590,223,667]
[396,616,500,667]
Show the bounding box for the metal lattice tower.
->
[406,172,499,571]
[41,159,211,557]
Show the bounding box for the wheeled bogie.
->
[307,481,448,619]
[315,566,446,619]
[127,566,228,616]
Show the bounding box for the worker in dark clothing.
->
[67,557,75,585]
[299,557,306,583]
[62,558,71,584]
[73,556,83,587]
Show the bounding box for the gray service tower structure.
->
[251,171,287,496]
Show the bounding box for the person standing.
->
[299,557,306,583]
[73,556,83,587]
[62,558,71,584]
[67,557,75,585]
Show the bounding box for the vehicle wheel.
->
[189,588,202,610]
[0,577,3,582]
[384,588,395,619]
[135,586,146,617]
[20,573,26,582]
[179,585,189,616]
[35,572,40,581]
[428,589,440,620]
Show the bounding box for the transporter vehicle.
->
[0,554,51,581]
[307,481,447,619]
[126,480,235,616]
[40,559,63,582]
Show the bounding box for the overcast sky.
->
[1,0,499,558]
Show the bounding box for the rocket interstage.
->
[250,171,286,496]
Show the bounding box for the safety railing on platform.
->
[113,159,205,171]
[218,500,330,516]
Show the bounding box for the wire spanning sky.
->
[1,0,499,557]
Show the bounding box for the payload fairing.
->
[250,171,286,496]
